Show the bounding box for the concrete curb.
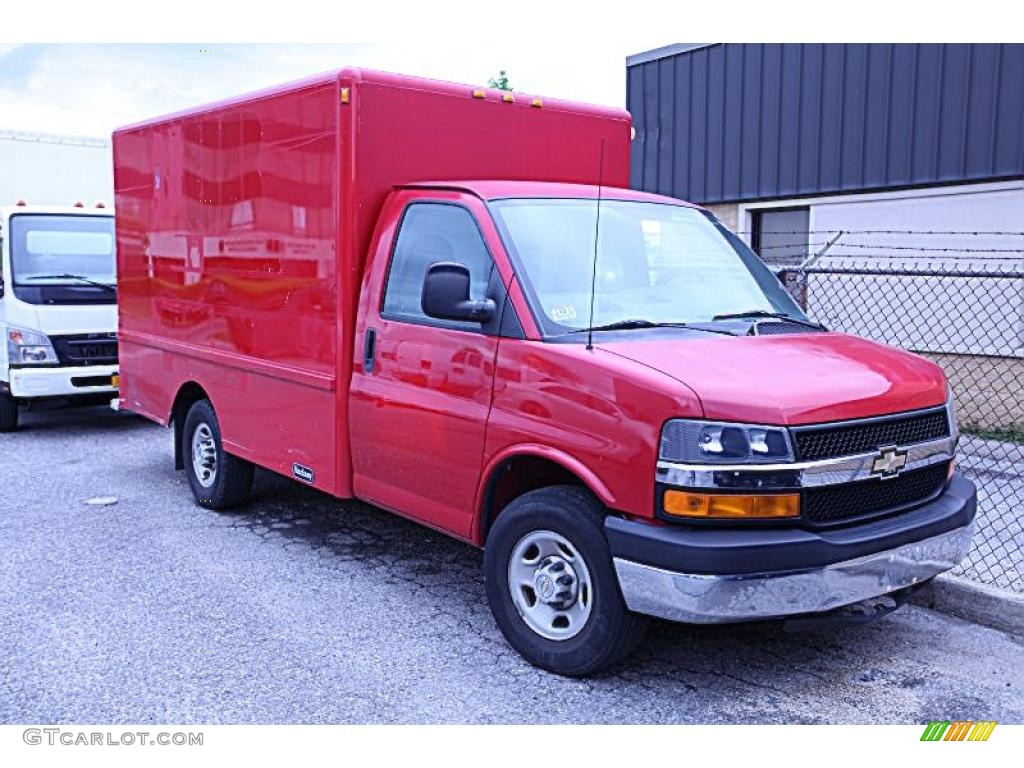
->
[911,574,1024,636]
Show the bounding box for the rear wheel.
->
[0,391,18,432]
[182,399,253,509]
[484,485,648,676]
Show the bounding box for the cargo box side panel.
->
[115,78,343,494]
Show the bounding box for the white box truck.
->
[0,131,118,431]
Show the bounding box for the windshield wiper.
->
[570,319,666,332]
[710,310,823,330]
[568,319,733,335]
[24,274,116,292]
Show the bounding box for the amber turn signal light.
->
[663,490,800,519]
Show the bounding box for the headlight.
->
[660,419,794,464]
[6,326,59,365]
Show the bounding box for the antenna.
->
[586,140,606,351]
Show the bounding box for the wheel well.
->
[480,455,588,542]
[170,382,210,470]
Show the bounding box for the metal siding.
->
[911,44,943,182]
[840,44,868,191]
[642,62,660,190]
[657,57,676,196]
[797,44,823,193]
[887,44,917,187]
[705,44,726,202]
[966,44,999,175]
[672,54,692,202]
[777,45,802,197]
[818,44,845,193]
[758,44,783,197]
[721,45,744,201]
[994,47,1024,175]
[688,48,708,202]
[739,45,762,200]
[937,44,972,181]
[863,44,891,188]
[627,64,644,190]
[628,43,1024,203]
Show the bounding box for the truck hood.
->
[600,332,947,425]
[15,304,118,337]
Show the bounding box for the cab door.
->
[349,192,519,539]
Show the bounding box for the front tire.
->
[484,485,648,676]
[0,391,18,432]
[182,399,253,509]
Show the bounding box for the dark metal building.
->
[627,43,1024,205]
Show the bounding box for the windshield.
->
[489,199,804,335]
[9,214,116,286]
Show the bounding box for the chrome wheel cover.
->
[191,422,217,489]
[508,529,594,641]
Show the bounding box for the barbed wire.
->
[774,256,1024,264]
[737,229,1024,236]
[816,243,1024,254]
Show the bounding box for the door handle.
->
[363,328,377,373]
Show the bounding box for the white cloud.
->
[0,43,649,138]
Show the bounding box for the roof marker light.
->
[96,202,106,208]
[502,93,514,103]
[471,89,486,99]
[531,98,542,108]
[73,201,85,208]
[16,199,27,206]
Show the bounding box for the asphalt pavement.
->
[1,403,1022,724]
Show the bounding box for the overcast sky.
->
[0,42,665,139]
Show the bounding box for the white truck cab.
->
[0,203,118,431]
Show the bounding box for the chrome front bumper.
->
[614,522,974,624]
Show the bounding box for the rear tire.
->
[0,391,18,432]
[484,485,648,676]
[182,399,253,509]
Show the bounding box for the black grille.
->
[750,320,824,336]
[803,462,949,525]
[51,334,118,366]
[793,408,950,461]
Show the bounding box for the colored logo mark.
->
[920,720,996,741]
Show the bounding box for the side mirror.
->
[421,262,495,323]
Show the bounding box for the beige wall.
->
[705,203,741,233]
[919,352,1024,429]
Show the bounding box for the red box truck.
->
[114,69,976,675]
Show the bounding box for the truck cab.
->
[0,203,119,431]
[346,181,974,673]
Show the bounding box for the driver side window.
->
[382,203,493,326]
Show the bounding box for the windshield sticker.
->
[550,304,578,322]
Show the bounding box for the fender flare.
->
[471,443,617,545]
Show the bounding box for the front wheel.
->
[182,399,253,509]
[0,391,18,432]
[484,485,648,676]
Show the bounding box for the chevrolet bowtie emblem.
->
[871,446,909,477]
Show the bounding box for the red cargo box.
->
[114,68,630,497]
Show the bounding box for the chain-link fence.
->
[766,230,1023,593]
